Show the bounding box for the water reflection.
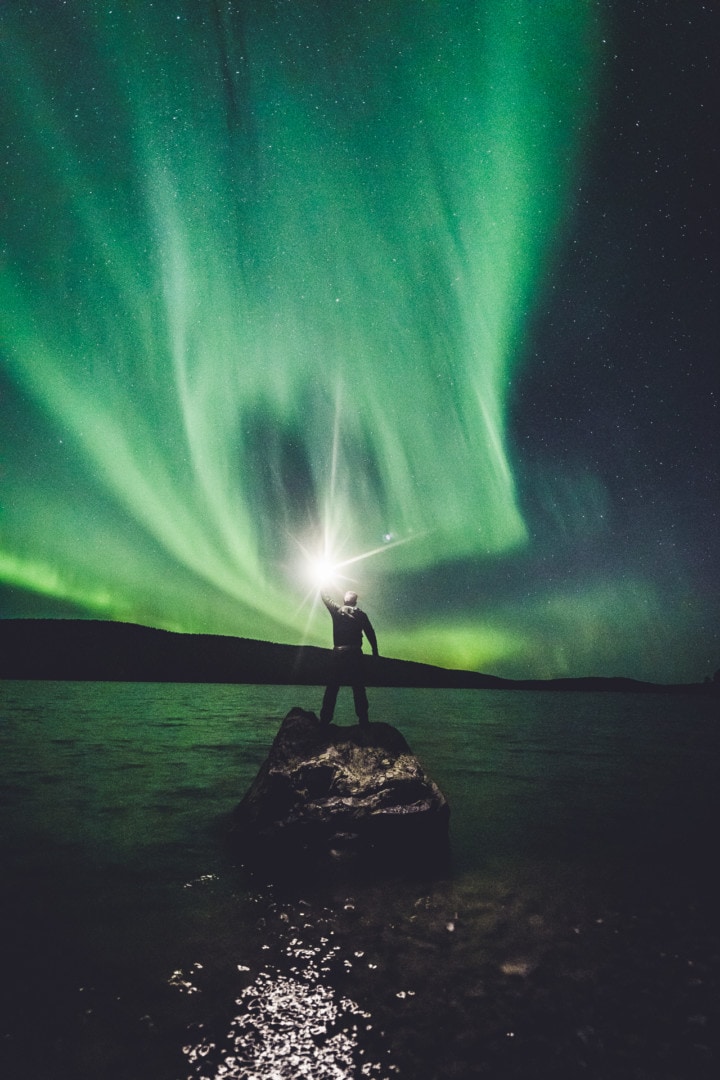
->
[172,864,720,1080]
[177,897,397,1080]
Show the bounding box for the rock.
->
[230,707,450,872]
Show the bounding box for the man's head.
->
[343,591,358,607]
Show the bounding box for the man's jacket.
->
[322,594,378,655]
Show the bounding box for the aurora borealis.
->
[1,1,717,682]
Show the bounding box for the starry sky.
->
[1,1,717,682]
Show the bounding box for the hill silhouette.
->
[0,619,714,695]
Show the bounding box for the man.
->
[320,590,379,726]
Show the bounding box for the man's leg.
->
[320,683,339,725]
[352,684,370,726]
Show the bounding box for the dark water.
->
[1,681,718,1079]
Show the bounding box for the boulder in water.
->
[230,707,449,871]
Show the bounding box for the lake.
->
[1,681,718,1079]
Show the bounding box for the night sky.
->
[1,1,717,682]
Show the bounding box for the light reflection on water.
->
[1,681,719,1080]
[171,885,399,1080]
[181,950,384,1080]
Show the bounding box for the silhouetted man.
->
[320,590,379,726]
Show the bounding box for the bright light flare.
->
[295,528,417,604]
[306,555,340,590]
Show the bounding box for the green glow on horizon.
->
[0,1,601,664]
[383,621,525,674]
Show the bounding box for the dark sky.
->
[509,0,719,679]
[1,1,717,681]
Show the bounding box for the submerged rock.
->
[230,707,450,871]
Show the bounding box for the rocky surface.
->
[230,707,450,871]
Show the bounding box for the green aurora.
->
[2,2,714,680]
